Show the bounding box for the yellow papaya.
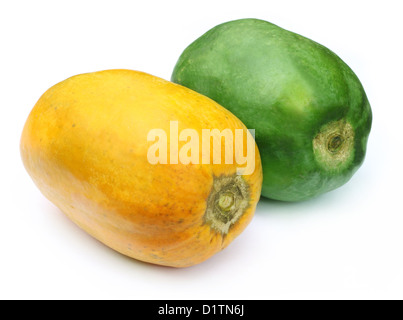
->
[20,69,262,267]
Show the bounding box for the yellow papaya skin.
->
[20,70,262,268]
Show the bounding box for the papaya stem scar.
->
[204,175,249,235]
[313,120,354,171]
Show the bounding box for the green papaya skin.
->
[172,18,372,202]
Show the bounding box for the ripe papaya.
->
[20,69,262,267]
[172,18,372,201]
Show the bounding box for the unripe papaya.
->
[172,18,372,201]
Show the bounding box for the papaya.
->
[172,18,372,201]
[20,69,262,267]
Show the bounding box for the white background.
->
[1,0,402,300]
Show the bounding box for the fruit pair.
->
[21,19,371,267]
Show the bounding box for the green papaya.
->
[172,18,372,201]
